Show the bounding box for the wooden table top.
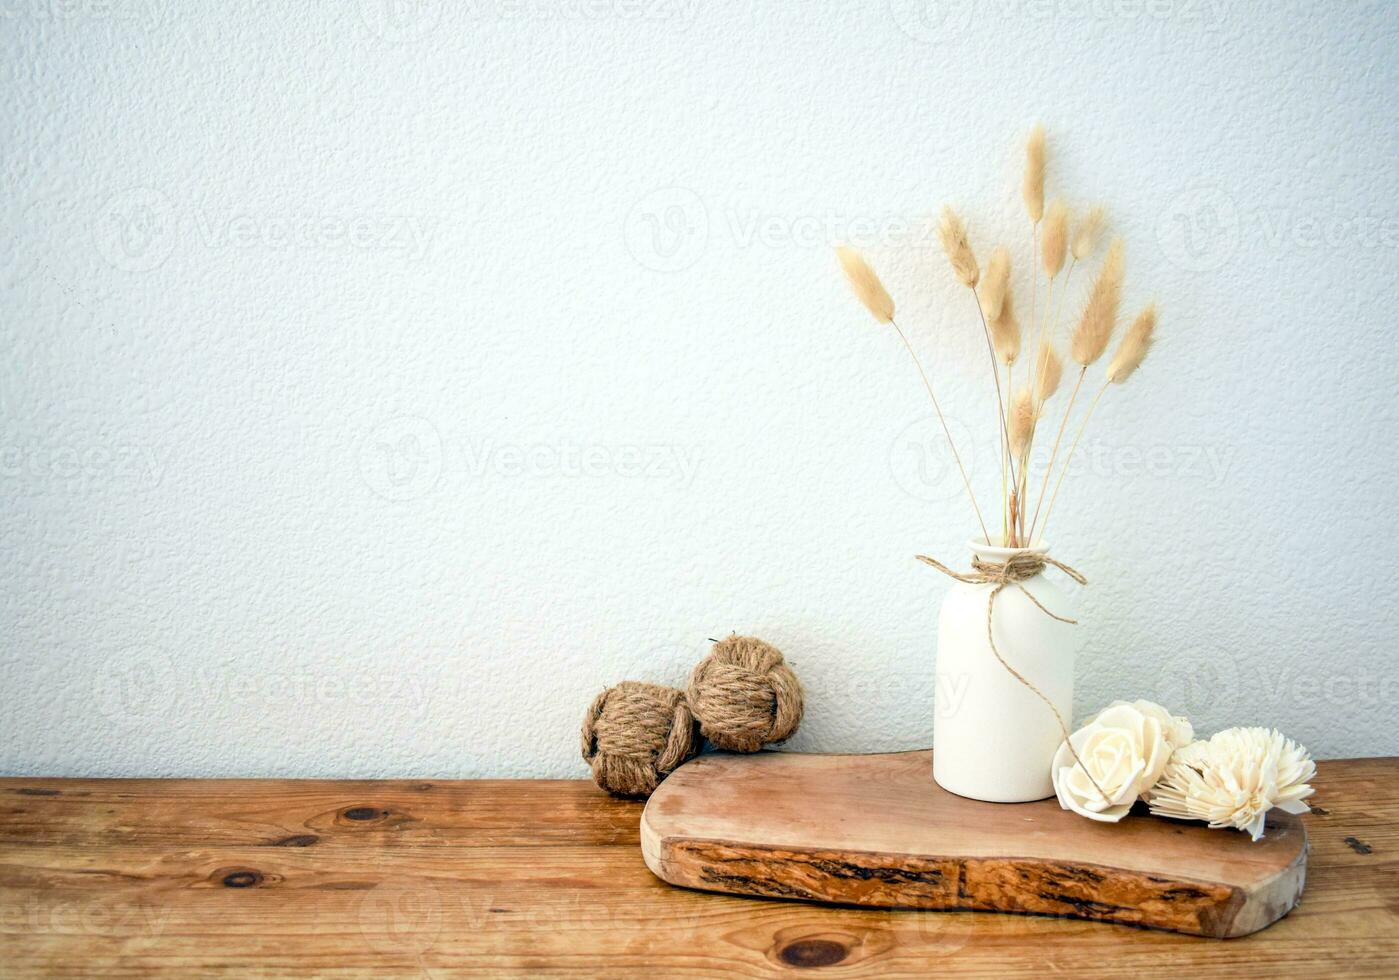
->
[0,758,1395,977]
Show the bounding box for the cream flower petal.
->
[1147,727,1316,841]
[1052,701,1177,824]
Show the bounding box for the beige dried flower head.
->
[1070,238,1125,366]
[938,207,979,288]
[1083,699,1195,796]
[1106,304,1157,384]
[1053,701,1189,823]
[835,246,894,324]
[1023,124,1045,223]
[1148,728,1316,841]
[1071,206,1107,261]
[1041,200,1069,278]
[990,284,1021,366]
[1034,340,1063,401]
[980,246,1011,322]
[1009,387,1037,457]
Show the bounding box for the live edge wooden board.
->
[642,750,1308,938]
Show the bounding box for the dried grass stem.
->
[892,319,991,543]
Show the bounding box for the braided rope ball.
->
[580,681,700,798]
[686,635,804,752]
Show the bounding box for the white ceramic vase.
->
[932,537,1078,803]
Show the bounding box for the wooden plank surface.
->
[641,751,1307,937]
[0,759,1394,977]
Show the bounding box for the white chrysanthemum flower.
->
[1147,727,1316,841]
[1051,701,1182,823]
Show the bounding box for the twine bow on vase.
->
[918,551,1110,805]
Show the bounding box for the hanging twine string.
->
[916,551,1110,805]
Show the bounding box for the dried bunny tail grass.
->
[1034,340,1063,401]
[938,207,979,288]
[835,246,894,324]
[1070,238,1126,366]
[1034,299,1137,540]
[1009,387,1038,457]
[980,246,1011,322]
[1041,200,1069,278]
[1106,304,1157,384]
[1023,124,1046,224]
[1071,206,1107,261]
[990,284,1021,365]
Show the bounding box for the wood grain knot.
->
[271,834,319,847]
[14,787,60,796]
[777,938,849,968]
[221,870,263,888]
[1345,837,1373,855]
[342,807,388,822]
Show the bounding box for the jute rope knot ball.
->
[580,681,700,798]
[686,635,804,753]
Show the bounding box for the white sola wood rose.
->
[1111,699,1195,757]
[1148,727,1316,841]
[1051,700,1193,823]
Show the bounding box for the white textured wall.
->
[3,0,1397,777]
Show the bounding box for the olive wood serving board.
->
[640,750,1307,938]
